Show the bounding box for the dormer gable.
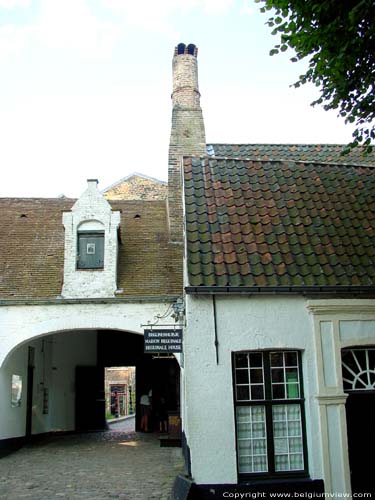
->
[62,179,121,298]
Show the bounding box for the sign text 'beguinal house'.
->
[143,329,183,353]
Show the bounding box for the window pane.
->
[237,406,251,423]
[272,384,285,399]
[252,422,266,438]
[250,369,263,383]
[236,353,249,368]
[236,406,268,473]
[274,438,288,453]
[236,386,250,401]
[286,369,299,398]
[272,368,284,383]
[287,404,301,420]
[236,369,249,384]
[290,454,304,470]
[237,422,251,439]
[249,353,263,367]
[273,421,286,437]
[270,352,283,367]
[235,353,265,402]
[253,438,267,455]
[271,352,301,401]
[251,385,264,400]
[285,352,298,366]
[253,456,267,473]
[286,368,298,382]
[289,437,303,453]
[252,406,265,422]
[272,405,284,421]
[286,383,299,399]
[272,404,304,471]
[275,455,289,471]
[287,420,301,437]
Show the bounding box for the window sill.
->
[76,268,104,272]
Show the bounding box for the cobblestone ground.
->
[107,416,135,433]
[0,420,183,500]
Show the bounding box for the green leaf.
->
[258,0,375,146]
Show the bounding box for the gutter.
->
[0,295,180,307]
[185,285,375,295]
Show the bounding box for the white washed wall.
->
[62,179,121,298]
[0,300,171,439]
[0,342,28,439]
[0,330,97,439]
[184,294,321,484]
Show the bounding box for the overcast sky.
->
[0,0,355,198]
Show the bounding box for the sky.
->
[0,0,356,198]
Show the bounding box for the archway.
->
[97,330,180,434]
[1,326,181,444]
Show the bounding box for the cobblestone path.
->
[0,428,183,500]
[107,416,135,433]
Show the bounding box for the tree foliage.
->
[256,0,375,151]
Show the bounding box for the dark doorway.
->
[97,330,180,432]
[73,331,180,434]
[345,392,375,493]
[75,366,106,431]
[342,347,375,494]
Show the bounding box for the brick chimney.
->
[168,43,206,242]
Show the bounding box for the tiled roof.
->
[207,144,375,167]
[184,156,375,289]
[0,198,182,299]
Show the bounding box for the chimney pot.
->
[87,179,99,189]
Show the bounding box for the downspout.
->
[213,295,219,365]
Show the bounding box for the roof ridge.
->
[189,155,375,169]
[207,142,351,147]
[0,197,76,201]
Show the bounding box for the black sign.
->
[144,329,183,353]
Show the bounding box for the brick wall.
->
[104,175,167,201]
[168,44,206,243]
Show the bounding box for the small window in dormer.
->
[77,231,104,269]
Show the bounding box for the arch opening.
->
[1,328,181,446]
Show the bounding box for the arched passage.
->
[0,301,181,444]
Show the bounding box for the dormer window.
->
[62,179,121,298]
[77,231,104,269]
[76,220,105,270]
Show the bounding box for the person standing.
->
[140,391,151,432]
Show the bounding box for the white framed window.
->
[233,350,308,478]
